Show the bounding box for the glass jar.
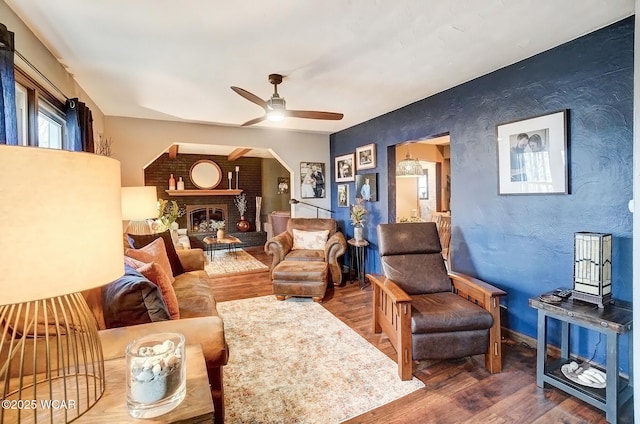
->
[126,332,186,418]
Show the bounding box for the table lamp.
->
[121,186,158,235]
[573,231,612,308]
[0,145,123,423]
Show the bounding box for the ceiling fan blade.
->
[230,86,268,109]
[286,110,344,120]
[241,115,267,126]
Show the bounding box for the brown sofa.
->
[83,247,228,424]
[264,218,347,285]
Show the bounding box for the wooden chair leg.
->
[210,366,225,424]
[485,297,503,373]
[398,302,413,381]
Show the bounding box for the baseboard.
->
[503,327,560,359]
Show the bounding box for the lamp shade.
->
[121,186,158,220]
[396,153,424,177]
[0,145,124,305]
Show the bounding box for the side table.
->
[76,345,214,423]
[529,294,633,424]
[203,235,242,261]
[347,238,369,289]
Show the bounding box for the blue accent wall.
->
[330,17,633,371]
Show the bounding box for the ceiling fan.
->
[231,74,344,126]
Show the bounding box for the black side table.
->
[348,238,369,289]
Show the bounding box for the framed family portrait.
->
[355,173,378,202]
[337,184,349,207]
[277,177,289,194]
[335,153,355,182]
[356,143,376,170]
[496,110,568,195]
[300,162,326,199]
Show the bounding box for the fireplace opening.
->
[186,204,227,234]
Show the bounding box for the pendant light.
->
[396,146,424,177]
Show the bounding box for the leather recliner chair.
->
[369,222,506,380]
[264,218,347,285]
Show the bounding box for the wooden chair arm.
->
[367,274,412,303]
[449,271,505,310]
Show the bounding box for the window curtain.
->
[0,23,17,145]
[66,98,94,152]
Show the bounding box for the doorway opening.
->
[389,134,450,223]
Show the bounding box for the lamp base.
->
[0,293,105,423]
[126,219,153,235]
[571,290,612,308]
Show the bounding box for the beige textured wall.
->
[2,2,105,138]
[106,116,331,217]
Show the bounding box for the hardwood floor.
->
[210,246,632,423]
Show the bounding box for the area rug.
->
[217,296,424,424]
[204,248,269,277]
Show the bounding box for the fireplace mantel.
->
[165,189,243,196]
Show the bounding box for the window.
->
[14,67,66,149]
[38,101,64,149]
[418,170,429,200]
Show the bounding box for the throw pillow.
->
[102,264,170,328]
[137,262,180,320]
[292,229,330,250]
[127,230,185,276]
[125,237,175,283]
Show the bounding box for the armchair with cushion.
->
[368,222,506,380]
[264,218,347,285]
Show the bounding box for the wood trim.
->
[228,148,251,161]
[168,144,179,159]
[165,189,243,196]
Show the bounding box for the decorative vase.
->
[236,216,250,232]
[176,177,184,190]
[168,174,176,191]
[216,229,225,239]
[354,224,364,242]
[255,197,262,232]
[126,332,186,418]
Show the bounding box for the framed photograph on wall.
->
[496,110,568,195]
[277,177,289,194]
[355,173,378,202]
[300,162,326,199]
[337,184,349,207]
[335,153,355,182]
[356,143,376,170]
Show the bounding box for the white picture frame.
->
[496,110,568,195]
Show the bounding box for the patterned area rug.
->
[217,296,424,424]
[204,247,269,277]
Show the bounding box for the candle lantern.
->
[572,232,612,308]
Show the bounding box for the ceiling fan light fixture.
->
[396,153,424,178]
[267,110,285,122]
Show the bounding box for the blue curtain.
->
[0,23,17,145]
[65,98,94,152]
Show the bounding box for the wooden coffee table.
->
[203,235,242,261]
[76,345,213,423]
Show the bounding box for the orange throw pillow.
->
[136,262,180,320]
[125,237,175,283]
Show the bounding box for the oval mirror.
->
[189,160,222,189]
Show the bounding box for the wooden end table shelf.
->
[529,295,633,424]
[77,345,213,423]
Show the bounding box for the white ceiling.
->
[6,0,635,135]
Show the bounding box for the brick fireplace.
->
[144,152,267,247]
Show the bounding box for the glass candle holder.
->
[126,332,186,418]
